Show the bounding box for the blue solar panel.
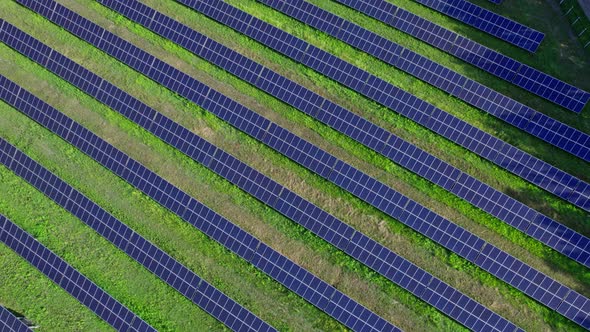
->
[450,35,520,81]
[187,0,590,209]
[0,304,31,332]
[2,11,523,332]
[11,1,588,330]
[412,0,543,52]
[0,75,397,332]
[31,1,590,328]
[557,290,590,330]
[0,214,154,332]
[258,0,590,158]
[512,64,590,113]
[475,244,573,308]
[81,1,588,330]
[392,9,456,52]
[0,109,273,332]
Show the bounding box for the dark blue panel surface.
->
[334,0,588,114]
[0,303,32,332]
[0,76,274,332]
[413,0,544,52]
[0,213,153,332]
[12,2,590,330]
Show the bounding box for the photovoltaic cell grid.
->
[0,27,502,332]
[0,305,31,332]
[6,55,516,332]
[172,0,590,213]
[412,0,544,52]
[0,112,273,332]
[45,0,590,326]
[0,76,400,332]
[261,0,590,163]
[0,214,154,332]
[13,2,590,329]
[95,0,590,271]
[488,0,502,3]
[0,17,521,332]
[333,0,590,113]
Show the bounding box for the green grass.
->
[155,0,590,287]
[223,0,590,255]
[559,0,590,52]
[99,0,590,291]
[0,139,223,331]
[219,0,590,267]
[1,2,454,328]
[8,0,590,330]
[101,0,590,328]
[0,0,587,330]
[0,242,112,332]
[0,44,453,330]
[0,98,346,331]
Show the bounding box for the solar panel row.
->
[0,104,274,332]
[0,75,401,332]
[0,14,514,330]
[96,0,590,271]
[488,0,502,4]
[0,305,31,332]
[0,23,517,332]
[333,0,590,113]
[261,0,590,160]
[412,0,544,52]
[16,2,589,329]
[0,214,155,332]
[171,0,590,213]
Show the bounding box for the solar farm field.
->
[0,0,588,331]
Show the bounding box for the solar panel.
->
[96,1,590,266]
[2,70,515,332]
[0,126,273,332]
[0,77,399,332]
[0,214,155,332]
[334,0,590,113]
[166,0,590,213]
[261,0,590,159]
[412,0,544,52]
[0,17,522,332]
[0,305,31,332]
[13,2,590,329]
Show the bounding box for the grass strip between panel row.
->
[0,0,587,330]
[118,0,590,284]
[0,132,224,331]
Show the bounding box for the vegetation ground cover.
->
[0,0,587,330]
